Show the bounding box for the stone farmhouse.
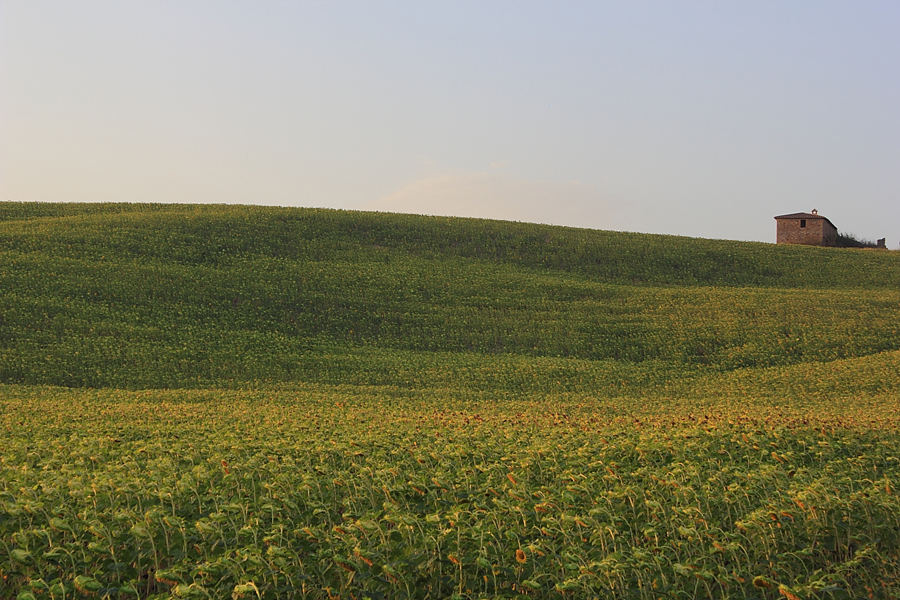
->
[774,209,838,246]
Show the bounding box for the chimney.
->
[811,209,818,215]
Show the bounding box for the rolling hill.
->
[1,201,898,392]
[2,202,899,599]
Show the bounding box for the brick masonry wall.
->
[776,218,838,246]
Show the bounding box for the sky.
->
[1,2,898,244]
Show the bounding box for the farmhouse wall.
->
[774,211,838,247]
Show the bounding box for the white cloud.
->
[362,171,615,230]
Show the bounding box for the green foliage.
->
[836,233,878,249]
[0,202,899,389]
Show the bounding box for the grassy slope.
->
[2,202,900,599]
[1,202,898,392]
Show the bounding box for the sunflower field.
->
[1,203,899,598]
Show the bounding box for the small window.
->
[800,219,806,228]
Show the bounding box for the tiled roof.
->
[774,212,837,229]
[774,212,823,219]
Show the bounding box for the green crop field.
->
[1,202,899,599]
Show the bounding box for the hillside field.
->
[1,202,899,599]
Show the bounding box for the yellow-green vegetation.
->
[1,202,899,599]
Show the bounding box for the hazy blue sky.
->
[2,2,898,243]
